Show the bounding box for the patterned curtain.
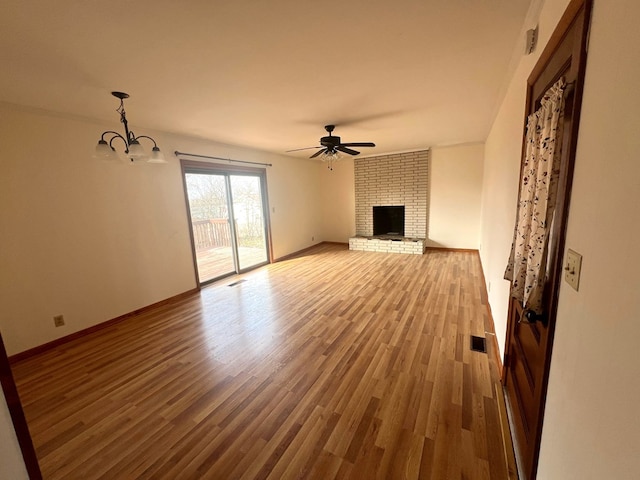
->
[504,78,567,314]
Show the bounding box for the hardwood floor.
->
[196,246,268,282]
[12,244,513,479]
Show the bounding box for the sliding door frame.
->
[180,159,273,286]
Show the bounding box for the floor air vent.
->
[470,335,487,353]
[227,279,247,287]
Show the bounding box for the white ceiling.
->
[0,0,531,158]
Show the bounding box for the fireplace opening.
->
[373,205,405,236]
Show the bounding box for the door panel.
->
[0,332,42,478]
[502,1,592,479]
[182,161,271,285]
[185,173,236,282]
[229,175,269,270]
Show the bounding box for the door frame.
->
[502,1,592,479]
[0,332,42,479]
[180,159,273,286]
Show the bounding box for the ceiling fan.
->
[287,125,376,158]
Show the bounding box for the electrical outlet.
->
[53,315,65,327]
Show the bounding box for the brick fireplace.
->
[349,150,430,254]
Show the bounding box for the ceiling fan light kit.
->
[318,149,343,171]
[287,125,376,170]
[94,91,167,164]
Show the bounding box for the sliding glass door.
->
[185,173,236,281]
[182,162,270,284]
[230,175,268,270]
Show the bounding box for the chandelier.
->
[94,92,166,164]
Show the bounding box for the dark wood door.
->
[503,1,592,479]
[0,333,42,478]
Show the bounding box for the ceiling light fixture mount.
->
[94,91,166,164]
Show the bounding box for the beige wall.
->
[481,0,640,477]
[319,158,356,243]
[0,104,321,355]
[538,1,640,477]
[480,64,531,354]
[428,144,484,249]
[0,389,28,479]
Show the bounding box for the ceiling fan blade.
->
[340,142,376,148]
[286,146,323,152]
[336,145,360,156]
[310,148,327,158]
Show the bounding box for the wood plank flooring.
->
[196,246,267,282]
[11,244,512,479]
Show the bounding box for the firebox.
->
[373,205,405,236]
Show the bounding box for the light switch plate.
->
[564,249,582,291]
